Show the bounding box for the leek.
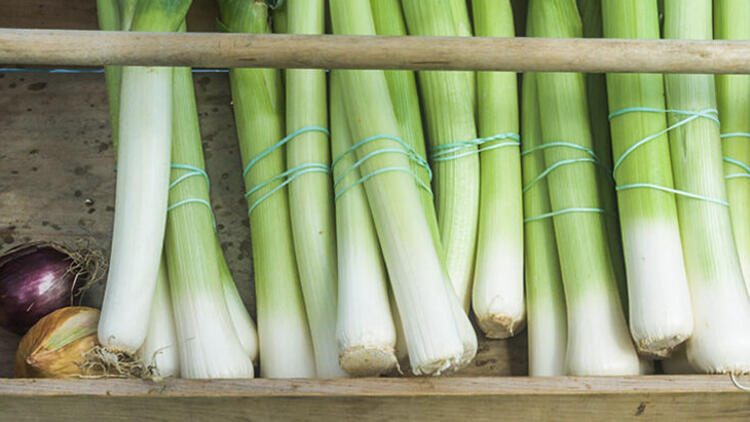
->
[401,0,480,312]
[218,245,259,364]
[331,72,397,377]
[330,0,476,375]
[137,258,179,377]
[219,0,316,378]
[522,72,567,376]
[98,0,192,354]
[528,0,639,375]
[96,0,122,152]
[714,0,750,289]
[602,0,693,357]
[470,0,525,339]
[166,61,254,378]
[370,0,476,372]
[577,0,629,311]
[284,0,343,378]
[664,0,750,373]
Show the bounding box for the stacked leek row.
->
[93,0,750,379]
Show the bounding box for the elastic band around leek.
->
[520,142,607,222]
[167,163,217,228]
[720,132,750,180]
[331,134,432,201]
[429,132,521,162]
[243,126,331,216]
[608,107,729,207]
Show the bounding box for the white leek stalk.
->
[664,0,750,373]
[218,249,259,364]
[522,72,567,376]
[219,0,316,378]
[470,0,525,339]
[330,0,476,375]
[602,0,693,357]
[332,73,397,377]
[138,259,179,377]
[714,0,750,289]
[98,0,192,353]
[285,0,344,378]
[528,0,639,375]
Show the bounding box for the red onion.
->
[0,243,91,335]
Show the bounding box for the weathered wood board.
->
[1,376,749,421]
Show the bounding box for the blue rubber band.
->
[720,133,750,180]
[608,107,728,206]
[247,164,330,216]
[332,134,432,201]
[430,133,520,162]
[243,126,331,215]
[523,207,606,223]
[167,164,217,228]
[521,142,608,222]
[243,126,329,178]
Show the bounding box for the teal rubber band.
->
[616,183,729,207]
[169,164,210,190]
[335,166,432,201]
[246,163,330,200]
[520,142,611,193]
[524,207,606,223]
[720,133,750,180]
[333,148,426,189]
[243,126,330,178]
[247,164,330,216]
[608,107,727,206]
[611,108,719,177]
[332,134,432,181]
[608,107,720,126]
[167,164,217,228]
[430,132,520,162]
[522,158,599,193]
[167,198,213,214]
[331,134,433,201]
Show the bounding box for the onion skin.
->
[0,243,79,335]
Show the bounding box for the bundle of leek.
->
[528,0,639,375]
[219,0,317,378]
[602,0,693,357]
[714,0,750,290]
[663,0,750,373]
[281,0,344,378]
[97,0,192,355]
[330,0,476,375]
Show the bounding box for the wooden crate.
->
[1,1,749,420]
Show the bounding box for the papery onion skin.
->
[0,243,79,335]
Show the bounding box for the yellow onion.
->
[14,306,100,378]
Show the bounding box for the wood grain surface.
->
[4,29,750,74]
[0,376,748,421]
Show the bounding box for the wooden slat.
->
[0,71,526,379]
[3,29,750,74]
[0,376,748,421]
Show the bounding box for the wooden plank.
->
[0,0,220,32]
[4,29,750,74]
[0,376,748,421]
[0,71,525,378]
